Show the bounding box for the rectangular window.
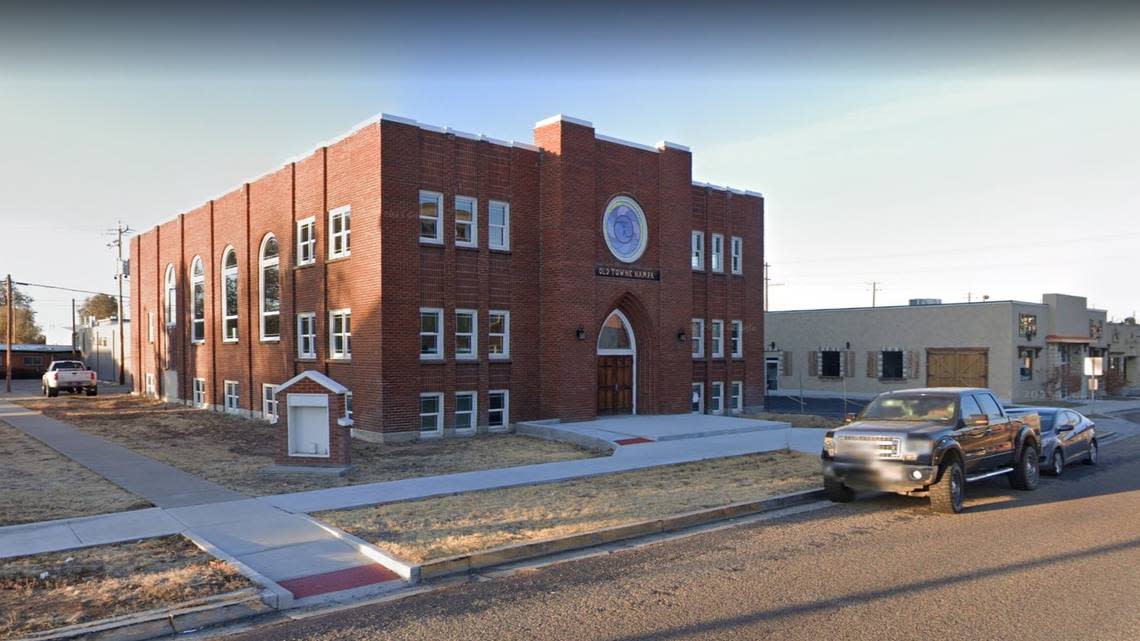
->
[297,313,316,359]
[730,320,743,358]
[711,320,724,358]
[1019,349,1034,381]
[691,231,704,271]
[455,309,477,359]
[692,318,705,358]
[262,383,278,421]
[488,390,509,431]
[730,381,743,413]
[821,350,842,378]
[420,308,443,359]
[730,236,743,274]
[455,391,476,433]
[145,373,156,395]
[192,280,205,343]
[455,196,477,248]
[1018,313,1038,338]
[329,309,351,359]
[345,391,354,420]
[192,378,206,407]
[489,200,510,251]
[881,350,904,379]
[420,393,443,435]
[224,380,239,413]
[297,217,316,266]
[419,191,443,244]
[691,383,704,414]
[489,310,510,359]
[711,234,724,273]
[328,205,351,258]
[711,381,724,415]
[148,312,155,343]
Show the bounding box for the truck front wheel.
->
[824,477,855,503]
[48,387,59,398]
[1010,443,1040,491]
[930,459,965,514]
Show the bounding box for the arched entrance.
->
[597,309,636,415]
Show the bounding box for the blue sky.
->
[2,2,1138,342]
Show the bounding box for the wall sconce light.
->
[846,341,851,350]
[677,329,687,343]
[575,326,586,341]
[769,341,777,351]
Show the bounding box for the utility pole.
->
[5,274,12,393]
[107,221,133,385]
[762,262,784,312]
[868,281,881,307]
[71,298,77,351]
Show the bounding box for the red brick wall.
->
[130,114,765,433]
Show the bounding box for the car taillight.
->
[52,372,58,381]
[90,372,96,380]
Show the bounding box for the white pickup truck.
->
[42,360,98,397]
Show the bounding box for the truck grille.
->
[836,434,902,460]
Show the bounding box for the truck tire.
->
[930,459,964,514]
[1010,443,1040,490]
[87,387,98,397]
[824,477,855,503]
[48,387,59,398]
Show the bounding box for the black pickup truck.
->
[821,388,1041,513]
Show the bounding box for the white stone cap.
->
[276,370,349,395]
[535,114,594,129]
[656,140,690,152]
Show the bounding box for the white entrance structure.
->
[287,393,330,457]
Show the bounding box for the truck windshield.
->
[861,395,957,422]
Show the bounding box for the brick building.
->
[131,113,764,440]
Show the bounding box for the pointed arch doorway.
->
[597,309,637,415]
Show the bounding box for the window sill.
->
[419,238,444,246]
[455,243,479,251]
[329,357,352,362]
[222,339,239,345]
[419,429,444,439]
[296,357,318,362]
[260,337,281,344]
[327,254,351,263]
[191,340,205,346]
[489,356,511,363]
[420,356,445,363]
[489,247,511,254]
[294,262,317,269]
[455,356,478,362]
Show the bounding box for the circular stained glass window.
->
[602,196,648,263]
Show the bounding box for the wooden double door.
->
[597,355,634,414]
[926,348,988,389]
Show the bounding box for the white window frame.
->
[164,264,177,326]
[711,381,725,415]
[223,380,239,413]
[259,234,281,341]
[488,389,509,432]
[691,231,704,271]
[345,391,353,421]
[190,256,205,344]
[711,319,724,358]
[145,372,156,396]
[420,308,443,360]
[692,318,705,359]
[297,313,316,359]
[419,392,444,437]
[297,216,316,266]
[221,246,239,342]
[328,205,351,259]
[691,383,704,414]
[455,309,477,360]
[454,195,478,248]
[488,200,510,251]
[419,190,444,245]
[730,320,743,358]
[711,234,724,273]
[488,310,510,359]
[262,383,278,421]
[329,309,351,360]
[192,378,206,407]
[730,236,743,275]
[730,380,743,414]
[454,391,477,435]
[148,312,155,344]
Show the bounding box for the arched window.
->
[221,247,239,342]
[259,234,280,340]
[164,264,177,326]
[190,257,205,342]
[597,310,634,352]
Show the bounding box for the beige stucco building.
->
[765,293,1112,403]
[1108,318,1140,394]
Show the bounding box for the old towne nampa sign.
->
[595,265,660,281]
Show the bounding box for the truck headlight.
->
[901,438,933,461]
[824,436,837,457]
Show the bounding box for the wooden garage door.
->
[926,348,988,388]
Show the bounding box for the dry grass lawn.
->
[15,395,600,496]
[746,411,843,429]
[0,536,252,639]
[318,449,820,563]
[0,422,151,527]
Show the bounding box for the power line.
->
[13,281,130,300]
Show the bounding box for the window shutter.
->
[907,351,920,379]
[807,351,819,377]
[866,351,878,378]
[845,351,856,378]
[782,351,794,377]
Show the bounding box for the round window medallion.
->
[602,196,648,263]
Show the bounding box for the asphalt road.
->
[229,433,1140,641]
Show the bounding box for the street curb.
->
[297,514,420,584]
[183,530,294,610]
[11,588,272,641]
[414,488,825,581]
